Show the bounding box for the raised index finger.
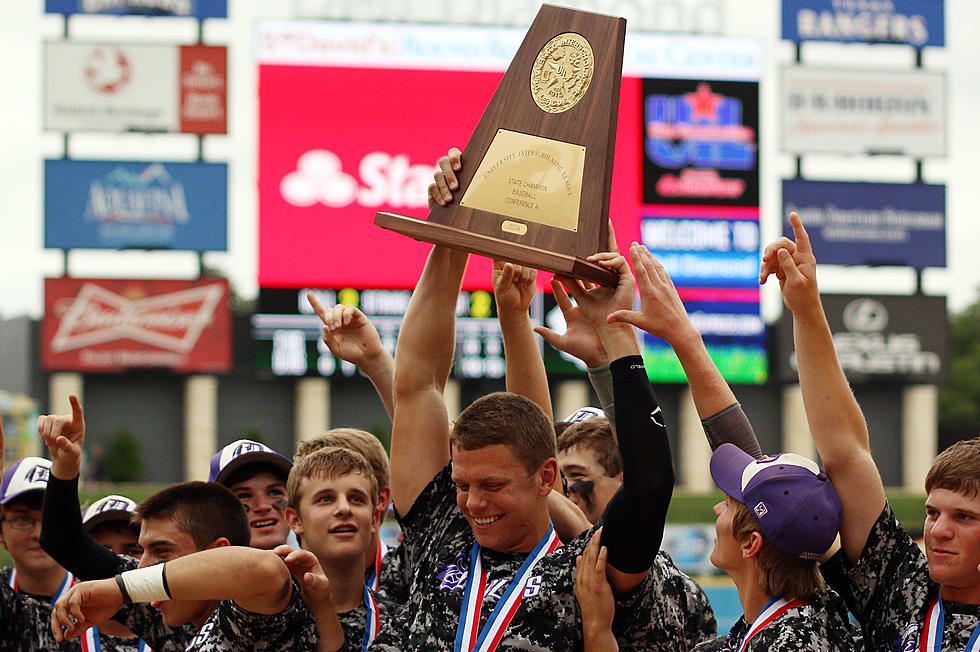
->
[307,292,328,323]
[788,212,811,254]
[69,395,84,429]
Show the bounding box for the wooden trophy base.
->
[376,212,617,286]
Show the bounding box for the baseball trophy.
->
[374,4,626,286]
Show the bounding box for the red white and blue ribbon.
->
[366,539,389,593]
[362,585,380,651]
[454,525,560,652]
[920,594,980,652]
[736,595,804,652]
[81,626,101,652]
[7,568,74,603]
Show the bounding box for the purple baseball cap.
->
[710,443,842,560]
[0,457,52,504]
[82,494,138,532]
[208,440,292,486]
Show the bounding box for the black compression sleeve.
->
[599,355,675,574]
[40,474,125,579]
[701,403,763,458]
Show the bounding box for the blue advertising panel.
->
[45,0,227,18]
[782,179,945,268]
[642,78,759,207]
[781,0,944,47]
[45,159,227,251]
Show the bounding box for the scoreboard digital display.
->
[253,288,543,381]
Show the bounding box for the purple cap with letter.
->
[561,407,605,424]
[208,439,292,486]
[82,494,138,531]
[0,457,52,504]
[710,443,842,560]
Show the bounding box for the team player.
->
[294,427,406,602]
[0,419,80,650]
[365,149,704,650]
[285,446,391,649]
[578,240,856,650]
[39,396,335,650]
[208,439,295,550]
[81,494,155,651]
[763,212,980,650]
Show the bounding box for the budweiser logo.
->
[51,282,225,353]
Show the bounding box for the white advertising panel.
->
[781,67,945,156]
[45,42,227,134]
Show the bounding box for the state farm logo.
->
[280,149,435,209]
[84,46,130,94]
[50,283,225,354]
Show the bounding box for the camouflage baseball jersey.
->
[376,542,410,605]
[694,590,854,651]
[183,577,318,651]
[0,566,79,651]
[368,464,715,651]
[823,504,980,652]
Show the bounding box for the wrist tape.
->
[116,562,172,604]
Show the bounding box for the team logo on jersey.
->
[436,554,543,599]
[897,620,920,651]
[437,553,470,591]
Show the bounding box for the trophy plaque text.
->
[375,5,626,286]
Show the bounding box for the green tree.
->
[105,428,144,482]
[939,299,980,448]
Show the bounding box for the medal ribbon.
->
[736,595,803,652]
[362,585,380,651]
[919,594,980,652]
[8,568,75,603]
[454,524,560,652]
[366,539,389,593]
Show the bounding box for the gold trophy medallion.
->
[530,32,594,114]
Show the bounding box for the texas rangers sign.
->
[42,278,231,373]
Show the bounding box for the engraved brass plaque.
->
[530,32,594,114]
[460,129,585,232]
[501,220,528,235]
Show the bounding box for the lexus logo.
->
[842,298,888,333]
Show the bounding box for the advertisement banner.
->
[42,278,232,373]
[45,159,227,251]
[781,0,945,47]
[256,20,762,292]
[45,42,227,134]
[776,294,947,383]
[782,179,945,268]
[257,20,765,383]
[781,67,945,156]
[252,287,538,380]
[45,0,227,18]
[642,78,759,207]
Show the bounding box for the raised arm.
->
[309,297,396,421]
[390,149,468,516]
[53,546,293,642]
[761,212,885,562]
[38,396,125,579]
[559,227,672,595]
[609,243,762,457]
[494,260,553,421]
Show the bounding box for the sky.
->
[1,0,978,322]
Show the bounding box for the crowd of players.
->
[0,149,977,650]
